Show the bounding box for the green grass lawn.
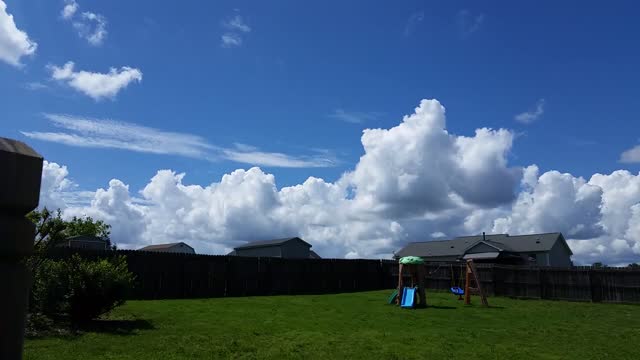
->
[24,291,640,359]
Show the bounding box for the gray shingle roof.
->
[395,232,570,259]
[139,242,193,251]
[234,237,311,250]
[66,235,106,242]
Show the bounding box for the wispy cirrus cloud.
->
[23,113,213,157]
[221,33,242,47]
[457,9,484,37]
[221,14,251,48]
[48,61,143,100]
[329,109,383,124]
[22,114,336,168]
[224,147,335,168]
[515,99,545,124]
[403,11,424,37]
[223,15,251,33]
[24,82,48,90]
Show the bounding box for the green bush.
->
[31,259,72,317]
[31,254,135,324]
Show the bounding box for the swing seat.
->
[450,286,464,296]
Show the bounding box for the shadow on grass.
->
[79,318,155,335]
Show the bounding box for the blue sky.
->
[3,0,639,190]
[2,0,640,263]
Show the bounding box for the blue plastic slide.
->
[400,287,416,308]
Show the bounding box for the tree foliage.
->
[27,208,115,253]
[66,215,114,249]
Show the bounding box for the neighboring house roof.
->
[309,250,321,259]
[65,235,106,242]
[395,232,571,259]
[234,237,311,250]
[139,242,194,251]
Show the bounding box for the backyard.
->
[24,291,640,359]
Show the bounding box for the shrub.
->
[67,255,134,323]
[30,259,72,317]
[30,254,135,324]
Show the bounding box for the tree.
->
[27,208,116,271]
[27,208,115,251]
[27,208,68,270]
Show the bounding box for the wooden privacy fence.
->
[48,249,640,303]
[424,263,640,303]
[48,249,398,299]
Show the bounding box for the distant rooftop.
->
[395,232,570,259]
[139,242,193,251]
[234,237,311,250]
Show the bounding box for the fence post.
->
[0,138,43,360]
[590,269,602,303]
[538,267,545,299]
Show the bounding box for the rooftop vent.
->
[450,246,455,248]
[535,240,541,244]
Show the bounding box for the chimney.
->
[483,232,486,241]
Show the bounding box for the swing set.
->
[449,259,489,306]
[390,257,488,307]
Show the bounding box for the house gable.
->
[464,241,503,254]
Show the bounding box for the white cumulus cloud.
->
[35,99,640,265]
[48,61,142,100]
[60,1,107,46]
[73,12,107,46]
[61,0,78,20]
[0,0,37,67]
[620,145,640,163]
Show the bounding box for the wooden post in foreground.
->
[0,138,43,360]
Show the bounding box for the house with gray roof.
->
[228,237,321,259]
[57,235,109,251]
[394,232,573,266]
[139,242,195,254]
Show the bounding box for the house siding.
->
[280,240,311,258]
[234,239,312,258]
[235,246,282,258]
[519,251,550,266]
[68,239,107,251]
[162,244,195,254]
[548,240,573,267]
[420,255,460,262]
